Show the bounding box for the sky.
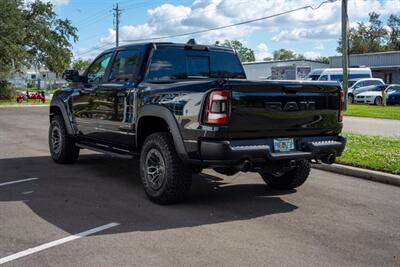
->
[48,0,400,61]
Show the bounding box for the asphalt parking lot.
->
[0,106,399,266]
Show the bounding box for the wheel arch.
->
[136,105,189,162]
[49,95,75,135]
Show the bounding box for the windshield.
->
[348,80,358,87]
[387,85,400,93]
[305,70,322,80]
[146,47,246,81]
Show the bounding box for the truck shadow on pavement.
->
[0,154,298,235]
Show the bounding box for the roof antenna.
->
[187,38,196,45]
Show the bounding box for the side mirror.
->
[63,70,87,83]
[63,70,80,82]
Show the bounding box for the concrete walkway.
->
[343,116,400,138]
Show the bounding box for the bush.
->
[0,80,17,100]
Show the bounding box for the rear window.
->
[146,47,246,81]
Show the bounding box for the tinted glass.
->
[331,74,343,81]
[187,56,210,77]
[87,53,112,83]
[319,75,328,81]
[146,47,245,81]
[109,50,140,82]
[349,73,370,79]
[306,75,320,80]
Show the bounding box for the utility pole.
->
[341,0,349,110]
[113,3,121,47]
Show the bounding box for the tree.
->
[271,49,305,60]
[73,59,91,71]
[215,40,256,62]
[315,56,330,64]
[0,0,77,80]
[387,14,400,51]
[0,0,26,80]
[336,12,400,54]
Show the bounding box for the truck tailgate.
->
[226,80,342,138]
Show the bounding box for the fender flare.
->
[136,105,189,162]
[50,94,76,135]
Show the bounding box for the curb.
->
[312,163,400,187]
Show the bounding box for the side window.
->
[370,80,383,86]
[87,53,113,83]
[330,74,343,81]
[108,50,140,82]
[319,75,328,81]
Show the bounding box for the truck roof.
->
[102,42,235,54]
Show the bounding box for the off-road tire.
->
[260,160,310,190]
[49,115,80,164]
[140,132,192,204]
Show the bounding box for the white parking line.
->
[0,222,119,265]
[0,177,38,187]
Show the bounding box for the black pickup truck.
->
[49,41,346,204]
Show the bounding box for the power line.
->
[120,0,338,44]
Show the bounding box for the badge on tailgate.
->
[273,138,295,152]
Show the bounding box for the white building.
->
[242,59,329,80]
[329,51,400,84]
[8,67,66,90]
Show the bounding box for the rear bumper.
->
[199,135,346,167]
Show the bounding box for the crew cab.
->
[49,41,346,204]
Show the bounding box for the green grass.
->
[0,99,50,105]
[337,133,400,175]
[345,104,400,120]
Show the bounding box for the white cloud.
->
[49,0,69,6]
[255,43,272,61]
[25,0,70,7]
[314,41,324,50]
[304,51,321,60]
[78,0,400,56]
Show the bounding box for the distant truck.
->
[270,66,311,80]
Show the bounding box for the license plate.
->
[273,138,295,152]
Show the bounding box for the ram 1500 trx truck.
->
[49,41,346,204]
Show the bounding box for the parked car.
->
[347,78,385,103]
[49,41,346,204]
[305,68,372,81]
[386,85,400,105]
[354,84,399,105]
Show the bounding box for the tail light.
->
[338,90,344,122]
[204,90,230,125]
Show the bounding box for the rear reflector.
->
[204,90,230,125]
